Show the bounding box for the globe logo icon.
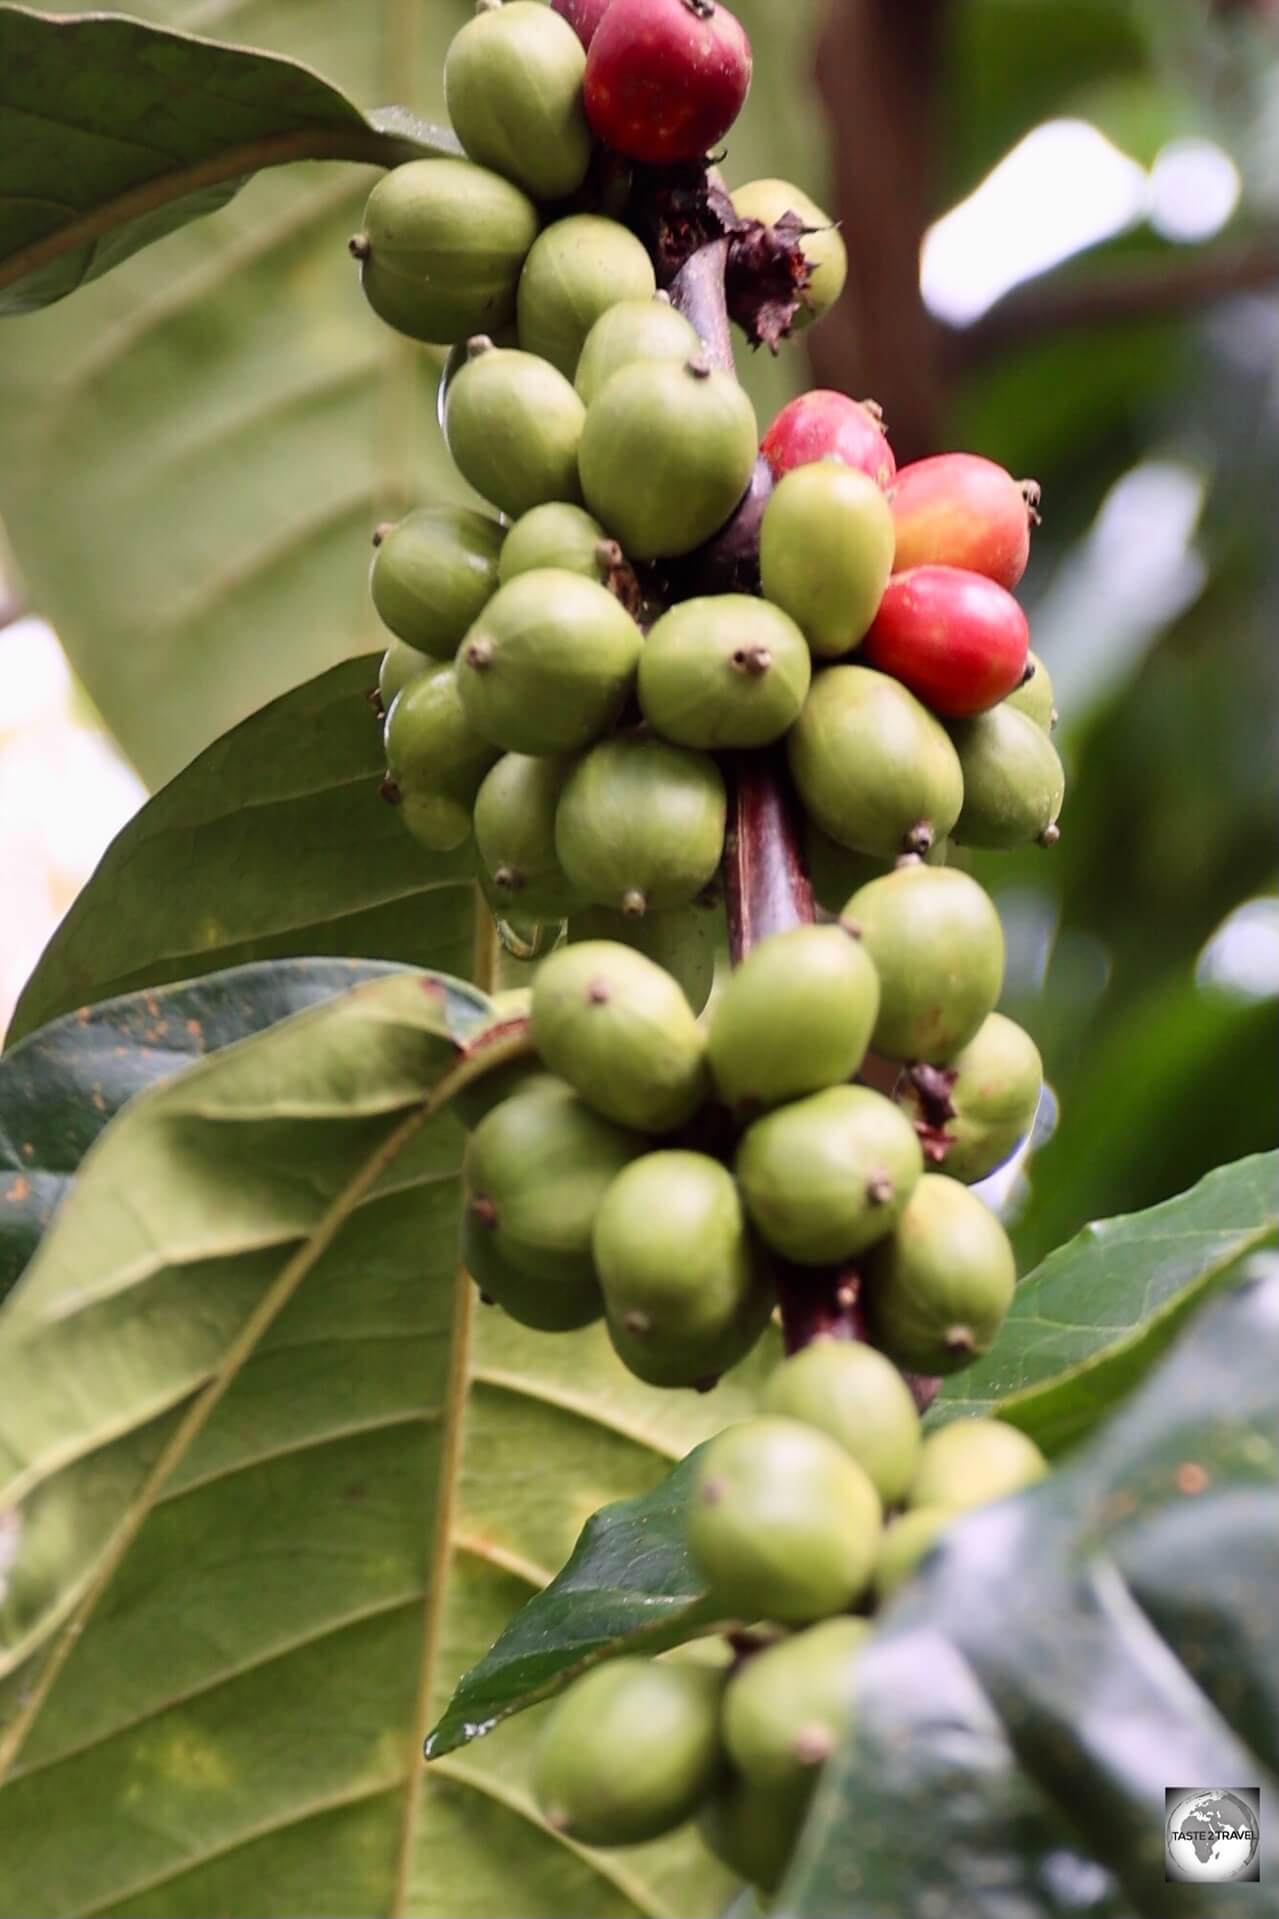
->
[1165,1790,1260,1883]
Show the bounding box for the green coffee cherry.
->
[534,1658,726,1846]
[708,924,879,1113]
[846,865,1005,1063]
[531,940,708,1132]
[865,1174,1016,1374]
[579,359,758,559]
[353,158,539,345]
[688,1417,883,1625]
[788,666,964,860]
[370,506,505,659]
[462,1206,603,1331]
[874,1507,950,1601]
[805,819,948,916]
[1005,649,1056,731]
[899,1012,1043,1183]
[950,703,1066,850]
[567,900,722,1016]
[722,1617,869,1791]
[463,1075,641,1287]
[637,595,811,750]
[762,1340,922,1506]
[909,1418,1047,1512]
[498,503,610,585]
[760,464,895,657]
[456,568,642,755]
[575,296,701,406]
[444,2,591,203]
[731,178,848,327]
[700,1774,810,1895]
[555,737,727,916]
[383,664,500,850]
[445,342,585,518]
[595,1152,771,1387]
[378,639,431,711]
[517,215,657,379]
[736,1085,923,1266]
[474,753,584,920]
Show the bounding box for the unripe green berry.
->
[846,865,1005,1064]
[456,568,641,755]
[950,703,1066,850]
[444,2,591,203]
[700,1773,810,1895]
[463,1075,641,1289]
[575,295,701,406]
[688,1417,883,1625]
[736,1085,923,1266]
[722,1616,869,1791]
[555,737,727,916]
[1005,649,1057,731]
[461,1205,603,1331]
[909,1417,1047,1512]
[761,463,895,658]
[804,818,948,916]
[579,359,758,559]
[865,1174,1016,1374]
[498,503,610,585]
[383,664,500,850]
[638,595,811,750]
[370,505,505,659]
[534,1657,726,1846]
[788,666,964,860]
[518,215,657,379]
[531,939,707,1132]
[762,1340,921,1506]
[354,158,538,346]
[445,343,585,519]
[898,1012,1043,1183]
[594,1152,771,1387]
[474,753,584,920]
[708,924,879,1113]
[873,1506,950,1601]
[377,639,431,712]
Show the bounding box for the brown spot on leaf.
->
[1177,1462,1209,1495]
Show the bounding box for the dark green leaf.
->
[427,1446,724,1760]
[780,1268,1279,1917]
[0,5,458,314]
[0,957,404,1303]
[7,656,477,1047]
[937,1150,1279,1452]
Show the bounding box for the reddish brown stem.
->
[668,236,735,372]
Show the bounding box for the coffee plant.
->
[0,4,1276,1915]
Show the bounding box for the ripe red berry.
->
[890,454,1038,590]
[862,566,1029,718]
[584,0,752,167]
[761,391,895,491]
[552,0,617,48]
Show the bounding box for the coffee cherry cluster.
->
[458,920,1043,1383]
[531,1346,1047,1888]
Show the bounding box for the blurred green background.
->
[0,0,1275,1270]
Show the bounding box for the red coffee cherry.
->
[890,453,1039,590]
[552,0,618,48]
[862,565,1029,718]
[584,0,753,167]
[761,390,895,490]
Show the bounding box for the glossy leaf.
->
[7,656,476,1047]
[779,1267,1279,1916]
[0,5,459,315]
[937,1150,1279,1453]
[0,965,757,1916]
[0,957,404,1303]
[427,1447,718,1760]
